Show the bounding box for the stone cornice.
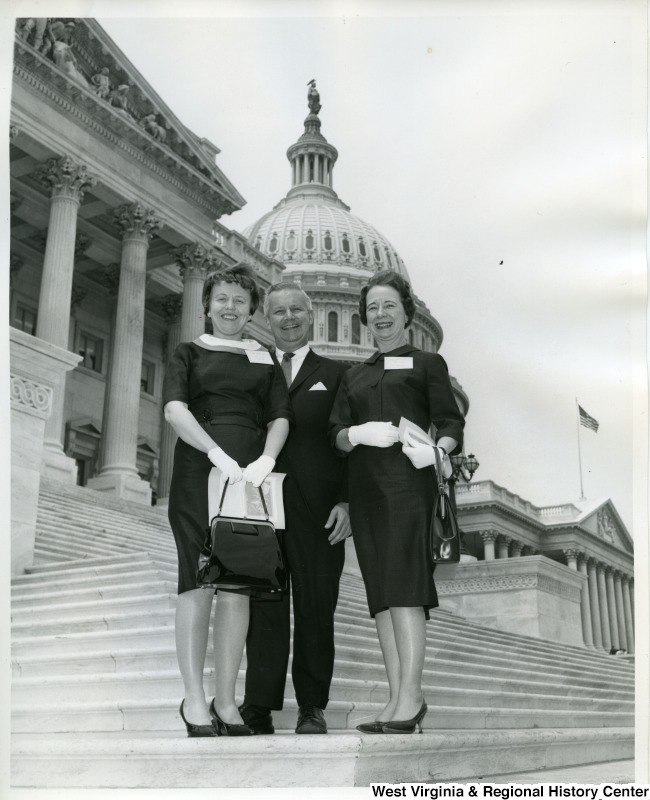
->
[13,51,238,219]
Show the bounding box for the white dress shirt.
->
[274,343,310,383]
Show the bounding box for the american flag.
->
[578,405,599,433]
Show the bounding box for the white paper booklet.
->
[398,417,453,479]
[398,416,435,447]
[208,468,287,528]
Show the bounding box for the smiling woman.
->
[329,269,465,734]
[162,263,293,737]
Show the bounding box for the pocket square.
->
[309,381,327,391]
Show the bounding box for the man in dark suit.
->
[241,282,350,734]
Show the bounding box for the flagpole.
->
[575,397,585,500]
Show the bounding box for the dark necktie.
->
[281,351,295,387]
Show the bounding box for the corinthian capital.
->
[160,293,183,322]
[35,156,96,201]
[113,202,162,241]
[175,242,220,279]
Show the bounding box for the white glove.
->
[208,446,243,483]
[243,455,276,487]
[402,441,439,469]
[348,421,399,448]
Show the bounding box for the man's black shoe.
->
[295,704,327,734]
[238,703,275,735]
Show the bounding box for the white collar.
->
[274,343,311,359]
[199,334,263,351]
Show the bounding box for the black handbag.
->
[429,447,461,564]
[197,479,287,592]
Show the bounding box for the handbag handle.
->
[216,478,271,521]
[432,446,449,520]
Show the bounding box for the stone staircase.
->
[11,479,634,787]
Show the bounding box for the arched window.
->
[305,230,314,250]
[323,231,333,251]
[385,249,392,267]
[286,231,296,252]
[358,239,367,257]
[327,311,338,342]
[269,233,278,253]
[341,234,350,253]
[351,313,360,345]
[373,243,381,263]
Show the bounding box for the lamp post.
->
[448,451,480,556]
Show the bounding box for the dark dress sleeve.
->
[328,369,355,448]
[427,353,465,452]
[262,356,294,428]
[162,343,192,406]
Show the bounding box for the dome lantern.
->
[286,80,339,198]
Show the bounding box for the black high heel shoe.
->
[179,700,219,737]
[382,701,428,734]
[356,720,389,734]
[209,699,254,736]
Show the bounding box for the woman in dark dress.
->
[329,270,464,734]
[163,264,292,736]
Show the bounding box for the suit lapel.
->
[290,349,321,394]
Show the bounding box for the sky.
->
[3,1,647,533]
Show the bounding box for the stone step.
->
[11,567,171,595]
[12,624,176,659]
[10,631,634,702]
[14,557,162,584]
[11,577,176,606]
[32,536,127,560]
[11,686,631,735]
[11,591,177,623]
[11,594,632,689]
[11,607,176,637]
[37,518,176,553]
[38,478,169,521]
[23,552,152,574]
[10,664,633,717]
[10,727,634,787]
[334,607,631,678]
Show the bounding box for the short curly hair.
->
[359,270,416,328]
[202,263,261,318]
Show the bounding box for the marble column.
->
[157,294,183,503]
[480,530,498,561]
[510,541,524,558]
[613,571,628,652]
[563,549,579,571]
[596,562,612,652]
[176,243,219,343]
[587,559,603,650]
[578,556,594,649]
[622,575,634,654]
[604,567,620,651]
[35,156,96,482]
[497,535,511,559]
[88,203,161,504]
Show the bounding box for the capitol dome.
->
[238,83,462,407]
[244,191,409,278]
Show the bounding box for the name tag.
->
[246,350,274,365]
[384,357,413,370]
